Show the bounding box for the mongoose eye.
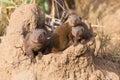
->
[39,34,43,40]
[81,27,84,32]
[38,32,46,41]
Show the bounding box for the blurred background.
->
[0,0,120,56]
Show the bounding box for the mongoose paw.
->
[37,52,43,60]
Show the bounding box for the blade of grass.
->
[0,0,16,5]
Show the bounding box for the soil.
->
[0,3,120,80]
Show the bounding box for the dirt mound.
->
[0,4,120,80]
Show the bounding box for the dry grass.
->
[0,0,45,36]
[92,19,120,61]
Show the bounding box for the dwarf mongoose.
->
[71,21,95,46]
[24,29,47,63]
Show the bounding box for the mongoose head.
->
[67,13,82,27]
[30,29,47,43]
[72,26,84,39]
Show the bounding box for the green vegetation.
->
[0,0,48,36]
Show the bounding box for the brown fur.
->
[24,29,47,63]
[49,13,83,52]
[50,23,73,52]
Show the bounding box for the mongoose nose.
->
[71,22,75,27]
[34,39,39,43]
